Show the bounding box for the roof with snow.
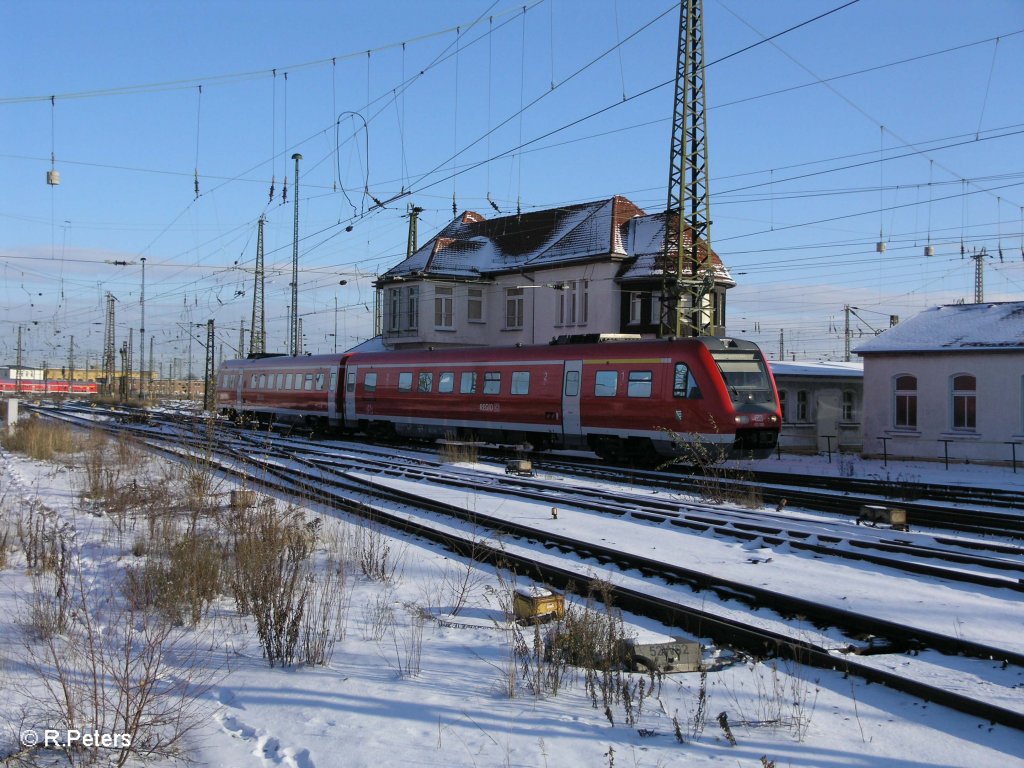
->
[617,210,734,285]
[769,360,863,378]
[854,302,1024,355]
[379,196,731,284]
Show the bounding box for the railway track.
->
[28,403,1024,730]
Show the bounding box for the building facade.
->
[856,302,1024,465]
[769,361,863,454]
[375,196,733,350]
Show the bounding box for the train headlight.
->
[734,414,750,425]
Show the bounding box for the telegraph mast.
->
[660,0,713,338]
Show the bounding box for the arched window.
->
[951,374,976,430]
[894,375,917,429]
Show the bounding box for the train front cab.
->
[702,338,780,459]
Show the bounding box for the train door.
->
[327,366,339,426]
[234,371,243,411]
[344,365,358,426]
[562,360,583,446]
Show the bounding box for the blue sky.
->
[2,0,1023,371]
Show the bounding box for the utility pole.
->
[407,204,423,258]
[778,328,784,361]
[15,326,23,394]
[138,256,146,399]
[970,247,987,303]
[290,153,302,356]
[238,319,245,360]
[660,0,712,339]
[250,215,266,355]
[844,304,852,362]
[203,319,215,411]
[68,335,75,388]
[103,292,116,395]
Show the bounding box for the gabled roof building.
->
[375,195,733,350]
[855,302,1024,465]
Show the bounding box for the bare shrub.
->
[362,588,397,642]
[228,504,318,666]
[438,433,479,464]
[357,523,404,583]
[17,557,220,767]
[123,532,222,626]
[300,565,352,666]
[392,604,427,677]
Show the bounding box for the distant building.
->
[769,360,863,454]
[856,302,1024,465]
[0,366,43,381]
[375,196,734,350]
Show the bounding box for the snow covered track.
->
[28,404,1024,732]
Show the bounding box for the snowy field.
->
[1,434,1022,768]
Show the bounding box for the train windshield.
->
[710,351,775,405]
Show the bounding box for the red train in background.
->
[0,379,99,395]
[215,336,781,461]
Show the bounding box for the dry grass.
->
[1,416,78,461]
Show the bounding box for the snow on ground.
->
[1,440,1022,768]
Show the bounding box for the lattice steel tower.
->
[103,293,116,395]
[660,0,713,338]
[250,216,266,356]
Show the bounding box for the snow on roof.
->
[855,302,1024,354]
[382,196,644,280]
[617,211,734,284]
[769,360,864,378]
[344,335,389,354]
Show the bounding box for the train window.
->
[894,375,917,429]
[564,370,580,397]
[329,371,337,391]
[438,372,455,393]
[398,372,413,391]
[673,363,702,399]
[511,371,530,395]
[286,373,293,390]
[250,374,258,388]
[364,372,378,393]
[347,371,356,393]
[484,371,501,395]
[315,373,325,391]
[259,374,267,389]
[460,371,478,394]
[418,372,433,393]
[304,374,314,391]
[595,370,617,397]
[627,371,652,398]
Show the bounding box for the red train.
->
[215,337,781,460]
[0,379,99,395]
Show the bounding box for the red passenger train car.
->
[216,337,781,460]
[0,379,99,395]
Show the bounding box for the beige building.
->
[856,302,1024,465]
[375,196,734,351]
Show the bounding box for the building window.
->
[796,390,809,422]
[842,390,855,421]
[364,372,377,393]
[434,286,453,328]
[438,372,455,393]
[627,371,653,398]
[387,288,400,331]
[628,292,643,325]
[558,280,589,326]
[467,288,483,322]
[460,371,477,394]
[505,288,524,329]
[595,370,617,397]
[511,371,530,395]
[483,371,501,395]
[894,374,917,429]
[406,286,419,330]
[650,294,662,326]
[398,372,413,392]
[951,374,976,430]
